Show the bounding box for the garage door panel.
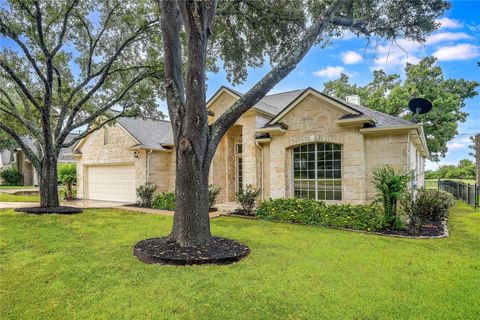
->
[87,165,136,202]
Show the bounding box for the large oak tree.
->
[157,0,450,247]
[0,0,163,207]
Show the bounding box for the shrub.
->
[58,163,76,199]
[59,186,77,200]
[401,188,454,229]
[208,185,221,209]
[136,183,158,207]
[235,184,261,215]
[371,165,410,229]
[256,198,386,231]
[0,165,22,186]
[152,192,175,210]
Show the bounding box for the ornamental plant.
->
[208,185,221,210]
[136,183,158,207]
[152,192,175,211]
[58,163,76,200]
[371,166,410,229]
[235,185,262,216]
[0,165,22,186]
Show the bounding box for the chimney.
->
[345,95,361,106]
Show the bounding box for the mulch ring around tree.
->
[14,206,83,214]
[134,236,250,266]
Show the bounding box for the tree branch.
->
[0,18,48,86]
[0,122,40,167]
[158,0,185,135]
[51,0,80,55]
[209,0,347,157]
[331,16,370,35]
[0,60,43,110]
[0,89,41,140]
[60,111,126,149]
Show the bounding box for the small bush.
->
[59,186,77,200]
[371,165,410,228]
[401,188,454,229]
[58,163,76,199]
[208,185,221,209]
[256,198,386,231]
[152,192,175,210]
[0,165,22,186]
[235,184,261,216]
[136,183,158,207]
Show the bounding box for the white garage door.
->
[87,165,136,202]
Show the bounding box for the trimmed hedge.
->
[256,198,386,231]
[152,192,175,210]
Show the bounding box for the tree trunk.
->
[39,156,60,208]
[169,145,212,247]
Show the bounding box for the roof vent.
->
[346,95,361,106]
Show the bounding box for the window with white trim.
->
[293,143,342,201]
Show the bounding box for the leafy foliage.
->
[152,192,175,211]
[371,166,410,228]
[323,57,479,161]
[208,185,221,209]
[256,198,386,231]
[0,165,22,186]
[425,159,476,179]
[235,184,262,216]
[401,188,454,230]
[58,163,77,199]
[136,183,158,207]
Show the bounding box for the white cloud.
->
[312,66,346,79]
[425,32,473,45]
[433,43,480,61]
[342,51,363,64]
[436,17,463,29]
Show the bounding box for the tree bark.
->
[39,156,60,208]
[170,149,212,246]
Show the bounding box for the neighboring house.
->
[0,134,78,186]
[74,86,428,204]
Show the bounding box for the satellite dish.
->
[408,98,432,115]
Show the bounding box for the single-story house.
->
[74,86,427,204]
[0,134,78,186]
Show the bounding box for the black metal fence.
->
[438,180,479,208]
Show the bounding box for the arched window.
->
[293,143,342,201]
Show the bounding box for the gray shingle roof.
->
[222,86,413,129]
[117,116,174,150]
[59,133,79,162]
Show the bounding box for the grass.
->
[0,193,40,202]
[0,185,36,189]
[1,203,479,319]
[425,178,477,190]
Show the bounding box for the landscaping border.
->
[220,213,449,239]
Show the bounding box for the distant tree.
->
[323,57,479,161]
[426,159,475,180]
[0,1,164,208]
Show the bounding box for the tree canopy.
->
[425,159,476,180]
[323,57,479,161]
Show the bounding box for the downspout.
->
[146,149,153,184]
[255,141,264,201]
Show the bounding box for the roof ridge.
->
[264,88,306,97]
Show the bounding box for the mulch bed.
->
[14,206,83,214]
[134,236,250,266]
[376,220,446,237]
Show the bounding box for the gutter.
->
[255,141,264,201]
[146,149,153,184]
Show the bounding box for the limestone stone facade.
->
[76,86,428,205]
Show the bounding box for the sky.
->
[199,0,479,171]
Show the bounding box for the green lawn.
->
[0,185,35,189]
[0,193,40,202]
[1,203,479,319]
